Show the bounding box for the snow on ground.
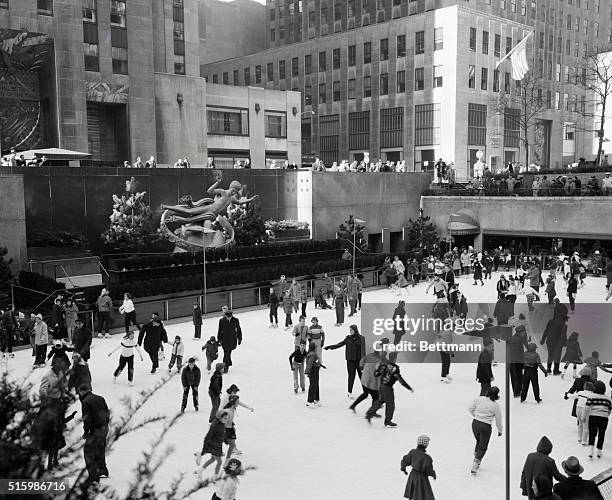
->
[5,271,611,500]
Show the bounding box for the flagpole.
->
[495,30,533,69]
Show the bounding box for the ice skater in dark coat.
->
[217,306,242,373]
[78,384,110,484]
[137,312,168,373]
[181,357,201,413]
[520,436,566,499]
[72,318,92,361]
[540,317,568,375]
[401,435,436,500]
[324,324,366,397]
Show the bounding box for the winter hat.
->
[175,335,181,341]
[215,362,225,372]
[536,436,553,455]
[224,458,242,476]
[227,384,240,393]
[579,367,592,377]
[311,317,319,323]
[35,313,43,320]
[527,343,537,352]
[562,456,584,476]
[417,435,430,447]
[187,357,196,363]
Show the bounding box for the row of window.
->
[207,107,287,138]
[82,0,128,74]
[0,0,55,14]
[173,0,186,74]
[469,28,514,58]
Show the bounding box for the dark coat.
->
[209,370,223,397]
[541,319,567,350]
[81,392,110,436]
[68,362,92,391]
[192,307,202,326]
[326,334,365,361]
[553,476,604,500]
[520,437,566,499]
[72,326,92,360]
[181,365,202,387]
[473,261,483,280]
[217,314,242,351]
[476,349,494,383]
[508,333,528,363]
[137,320,168,353]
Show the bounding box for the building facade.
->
[202,0,612,176]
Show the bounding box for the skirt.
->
[224,425,237,444]
[404,470,435,500]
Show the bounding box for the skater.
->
[583,351,612,381]
[584,380,612,459]
[365,360,414,426]
[567,272,578,313]
[521,343,548,403]
[473,259,484,286]
[96,289,113,339]
[289,340,307,394]
[324,273,334,299]
[0,304,17,358]
[476,338,494,396]
[553,456,604,499]
[208,362,224,423]
[333,281,345,326]
[268,287,279,327]
[347,274,360,316]
[217,306,241,374]
[545,275,556,304]
[72,318,92,362]
[308,316,325,361]
[564,380,595,446]
[211,458,243,500]
[324,324,366,398]
[63,299,79,344]
[508,325,529,398]
[350,339,388,413]
[220,384,254,462]
[560,332,582,379]
[400,435,436,500]
[520,436,565,499]
[292,315,310,347]
[433,297,453,383]
[541,316,568,375]
[68,352,92,393]
[192,303,203,340]
[51,297,65,340]
[137,312,168,374]
[194,410,229,476]
[496,274,509,299]
[202,335,220,371]
[306,342,325,408]
[314,287,332,309]
[300,284,308,317]
[282,290,293,329]
[394,272,410,297]
[468,386,502,474]
[521,284,541,312]
[482,252,493,280]
[119,292,139,334]
[33,314,49,368]
[78,384,110,484]
[289,279,300,313]
[109,331,143,385]
[47,340,73,371]
[168,335,185,373]
[181,357,201,413]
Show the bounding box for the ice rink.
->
[5,271,612,500]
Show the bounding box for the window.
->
[565,39,571,56]
[380,38,389,60]
[305,85,312,105]
[267,62,274,81]
[349,111,370,150]
[255,65,262,83]
[212,74,218,84]
[504,108,520,147]
[555,92,560,110]
[110,0,126,27]
[83,0,97,22]
[564,66,569,83]
[380,107,403,148]
[279,60,285,79]
[348,45,356,66]
[504,72,510,92]
[348,0,355,16]
[539,32,544,49]
[319,83,327,103]
[397,35,406,58]
[319,114,340,165]
[321,5,328,24]
[364,42,371,63]
[223,72,229,85]
[556,63,561,81]
[0,0,7,8]
[469,28,477,52]
[546,90,552,108]
[415,67,424,90]
[265,111,287,137]
[84,43,99,71]
[305,55,312,74]
[363,76,371,97]
[505,36,512,54]
[468,65,475,88]
[433,66,443,88]
[348,78,356,99]
[111,46,128,74]
[564,123,575,141]
[415,103,441,145]
[434,28,443,51]
[38,0,53,15]
[334,0,341,20]
[482,31,489,54]
[480,67,487,90]
[331,81,340,101]
[292,57,299,77]
[173,55,185,75]
[567,13,572,30]
[208,107,249,135]
[308,10,315,25]
[244,67,250,85]
[564,93,569,111]
[319,51,326,71]
[270,8,275,20]
[468,103,487,145]
[415,31,425,54]
[270,29,276,41]
[493,69,499,92]
[233,70,239,85]
[333,48,340,69]
[380,73,388,95]
[397,70,405,93]
[494,34,501,57]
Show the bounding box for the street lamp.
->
[352,218,366,274]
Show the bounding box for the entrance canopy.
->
[448,209,480,235]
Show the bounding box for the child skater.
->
[202,335,220,372]
[194,410,229,477]
[168,335,185,374]
[108,330,143,386]
[212,458,243,500]
[400,435,436,500]
[561,331,583,379]
[583,351,612,381]
[289,339,307,394]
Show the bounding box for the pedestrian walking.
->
[305,342,325,408]
[168,335,185,373]
[137,312,168,373]
[108,331,143,385]
[217,306,242,373]
[268,287,279,328]
[78,384,110,484]
[96,289,112,339]
[202,335,220,372]
[289,340,307,394]
[521,343,548,403]
[400,435,436,500]
[365,361,414,427]
[181,357,201,413]
[192,303,203,340]
[0,304,17,358]
[119,293,139,334]
[324,324,366,398]
[520,436,565,499]
[468,386,502,474]
[208,362,224,423]
[300,284,308,317]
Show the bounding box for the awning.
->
[448,209,480,235]
[18,148,91,160]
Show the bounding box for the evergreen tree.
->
[226,201,269,247]
[0,247,14,294]
[406,209,439,252]
[337,215,368,252]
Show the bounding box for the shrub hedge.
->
[18,271,66,294]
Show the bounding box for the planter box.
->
[272,229,311,241]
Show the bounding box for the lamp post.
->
[352,218,366,274]
[202,247,207,314]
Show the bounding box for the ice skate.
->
[97,333,104,338]
[104,333,111,339]
[128,380,134,386]
[113,376,117,383]
[589,446,594,458]
[384,421,398,427]
[470,459,480,474]
[194,453,202,466]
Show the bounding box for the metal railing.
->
[592,467,612,499]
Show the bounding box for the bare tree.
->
[492,72,547,167]
[574,49,612,166]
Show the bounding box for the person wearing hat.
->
[468,386,502,474]
[553,456,604,499]
[68,352,92,393]
[47,339,74,371]
[520,436,565,499]
[333,280,346,326]
[33,313,50,368]
[521,343,548,403]
[96,288,113,339]
[72,317,92,362]
[212,458,242,500]
[208,362,225,423]
[400,435,436,500]
[592,250,604,277]
[137,312,169,374]
[217,306,242,373]
[365,358,413,426]
[508,325,529,397]
[181,357,201,413]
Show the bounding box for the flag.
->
[510,36,530,80]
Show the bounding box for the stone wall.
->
[0,175,27,272]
